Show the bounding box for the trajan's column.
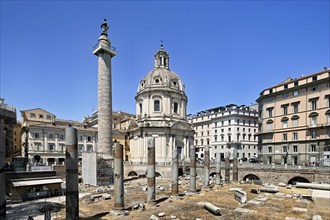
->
[82,19,116,186]
[93,19,116,156]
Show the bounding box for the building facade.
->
[0,98,17,162]
[188,104,259,161]
[128,45,194,164]
[257,69,330,166]
[20,108,132,165]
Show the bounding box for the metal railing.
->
[93,43,116,52]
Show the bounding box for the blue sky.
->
[1,1,329,121]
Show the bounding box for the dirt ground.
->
[52,177,330,220]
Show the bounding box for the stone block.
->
[234,190,247,203]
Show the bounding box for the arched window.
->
[309,112,318,127]
[173,102,178,114]
[326,110,330,123]
[266,119,273,130]
[154,100,160,112]
[291,115,299,127]
[281,117,289,128]
[139,103,142,114]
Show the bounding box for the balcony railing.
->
[93,43,116,52]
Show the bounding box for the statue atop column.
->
[101,19,109,35]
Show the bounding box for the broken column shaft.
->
[204,145,210,187]
[114,142,124,209]
[171,136,178,195]
[65,127,79,220]
[216,152,221,185]
[233,148,238,182]
[189,143,196,192]
[147,138,156,203]
[225,152,230,183]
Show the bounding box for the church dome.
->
[137,44,185,94]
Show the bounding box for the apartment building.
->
[188,104,259,161]
[0,98,17,162]
[20,108,97,165]
[257,68,330,166]
[20,108,134,165]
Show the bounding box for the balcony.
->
[308,123,326,128]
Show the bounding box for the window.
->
[201,132,204,137]
[327,97,330,107]
[311,86,318,91]
[293,145,298,152]
[243,120,245,125]
[311,130,317,139]
[60,144,65,152]
[282,146,287,153]
[39,114,44,119]
[173,102,178,114]
[292,118,299,127]
[293,132,298,141]
[87,136,92,142]
[46,115,51,120]
[139,103,142,114]
[282,93,288,99]
[268,146,272,153]
[282,120,288,128]
[267,108,273,117]
[310,115,317,127]
[293,90,299,96]
[30,113,36,118]
[34,133,40,139]
[283,133,288,141]
[311,100,317,110]
[87,145,93,152]
[293,103,299,113]
[284,84,288,89]
[282,105,288,115]
[228,120,231,125]
[215,122,217,127]
[269,89,273,94]
[237,119,240,124]
[312,76,317,81]
[59,134,64,141]
[49,134,53,140]
[154,100,160,112]
[214,136,217,142]
[35,143,42,151]
[79,144,84,152]
[294,81,299,87]
[49,143,55,151]
[311,144,316,152]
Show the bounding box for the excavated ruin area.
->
[49,177,330,220]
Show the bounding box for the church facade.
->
[128,45,194,164]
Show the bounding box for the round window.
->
[155,79,160,83]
